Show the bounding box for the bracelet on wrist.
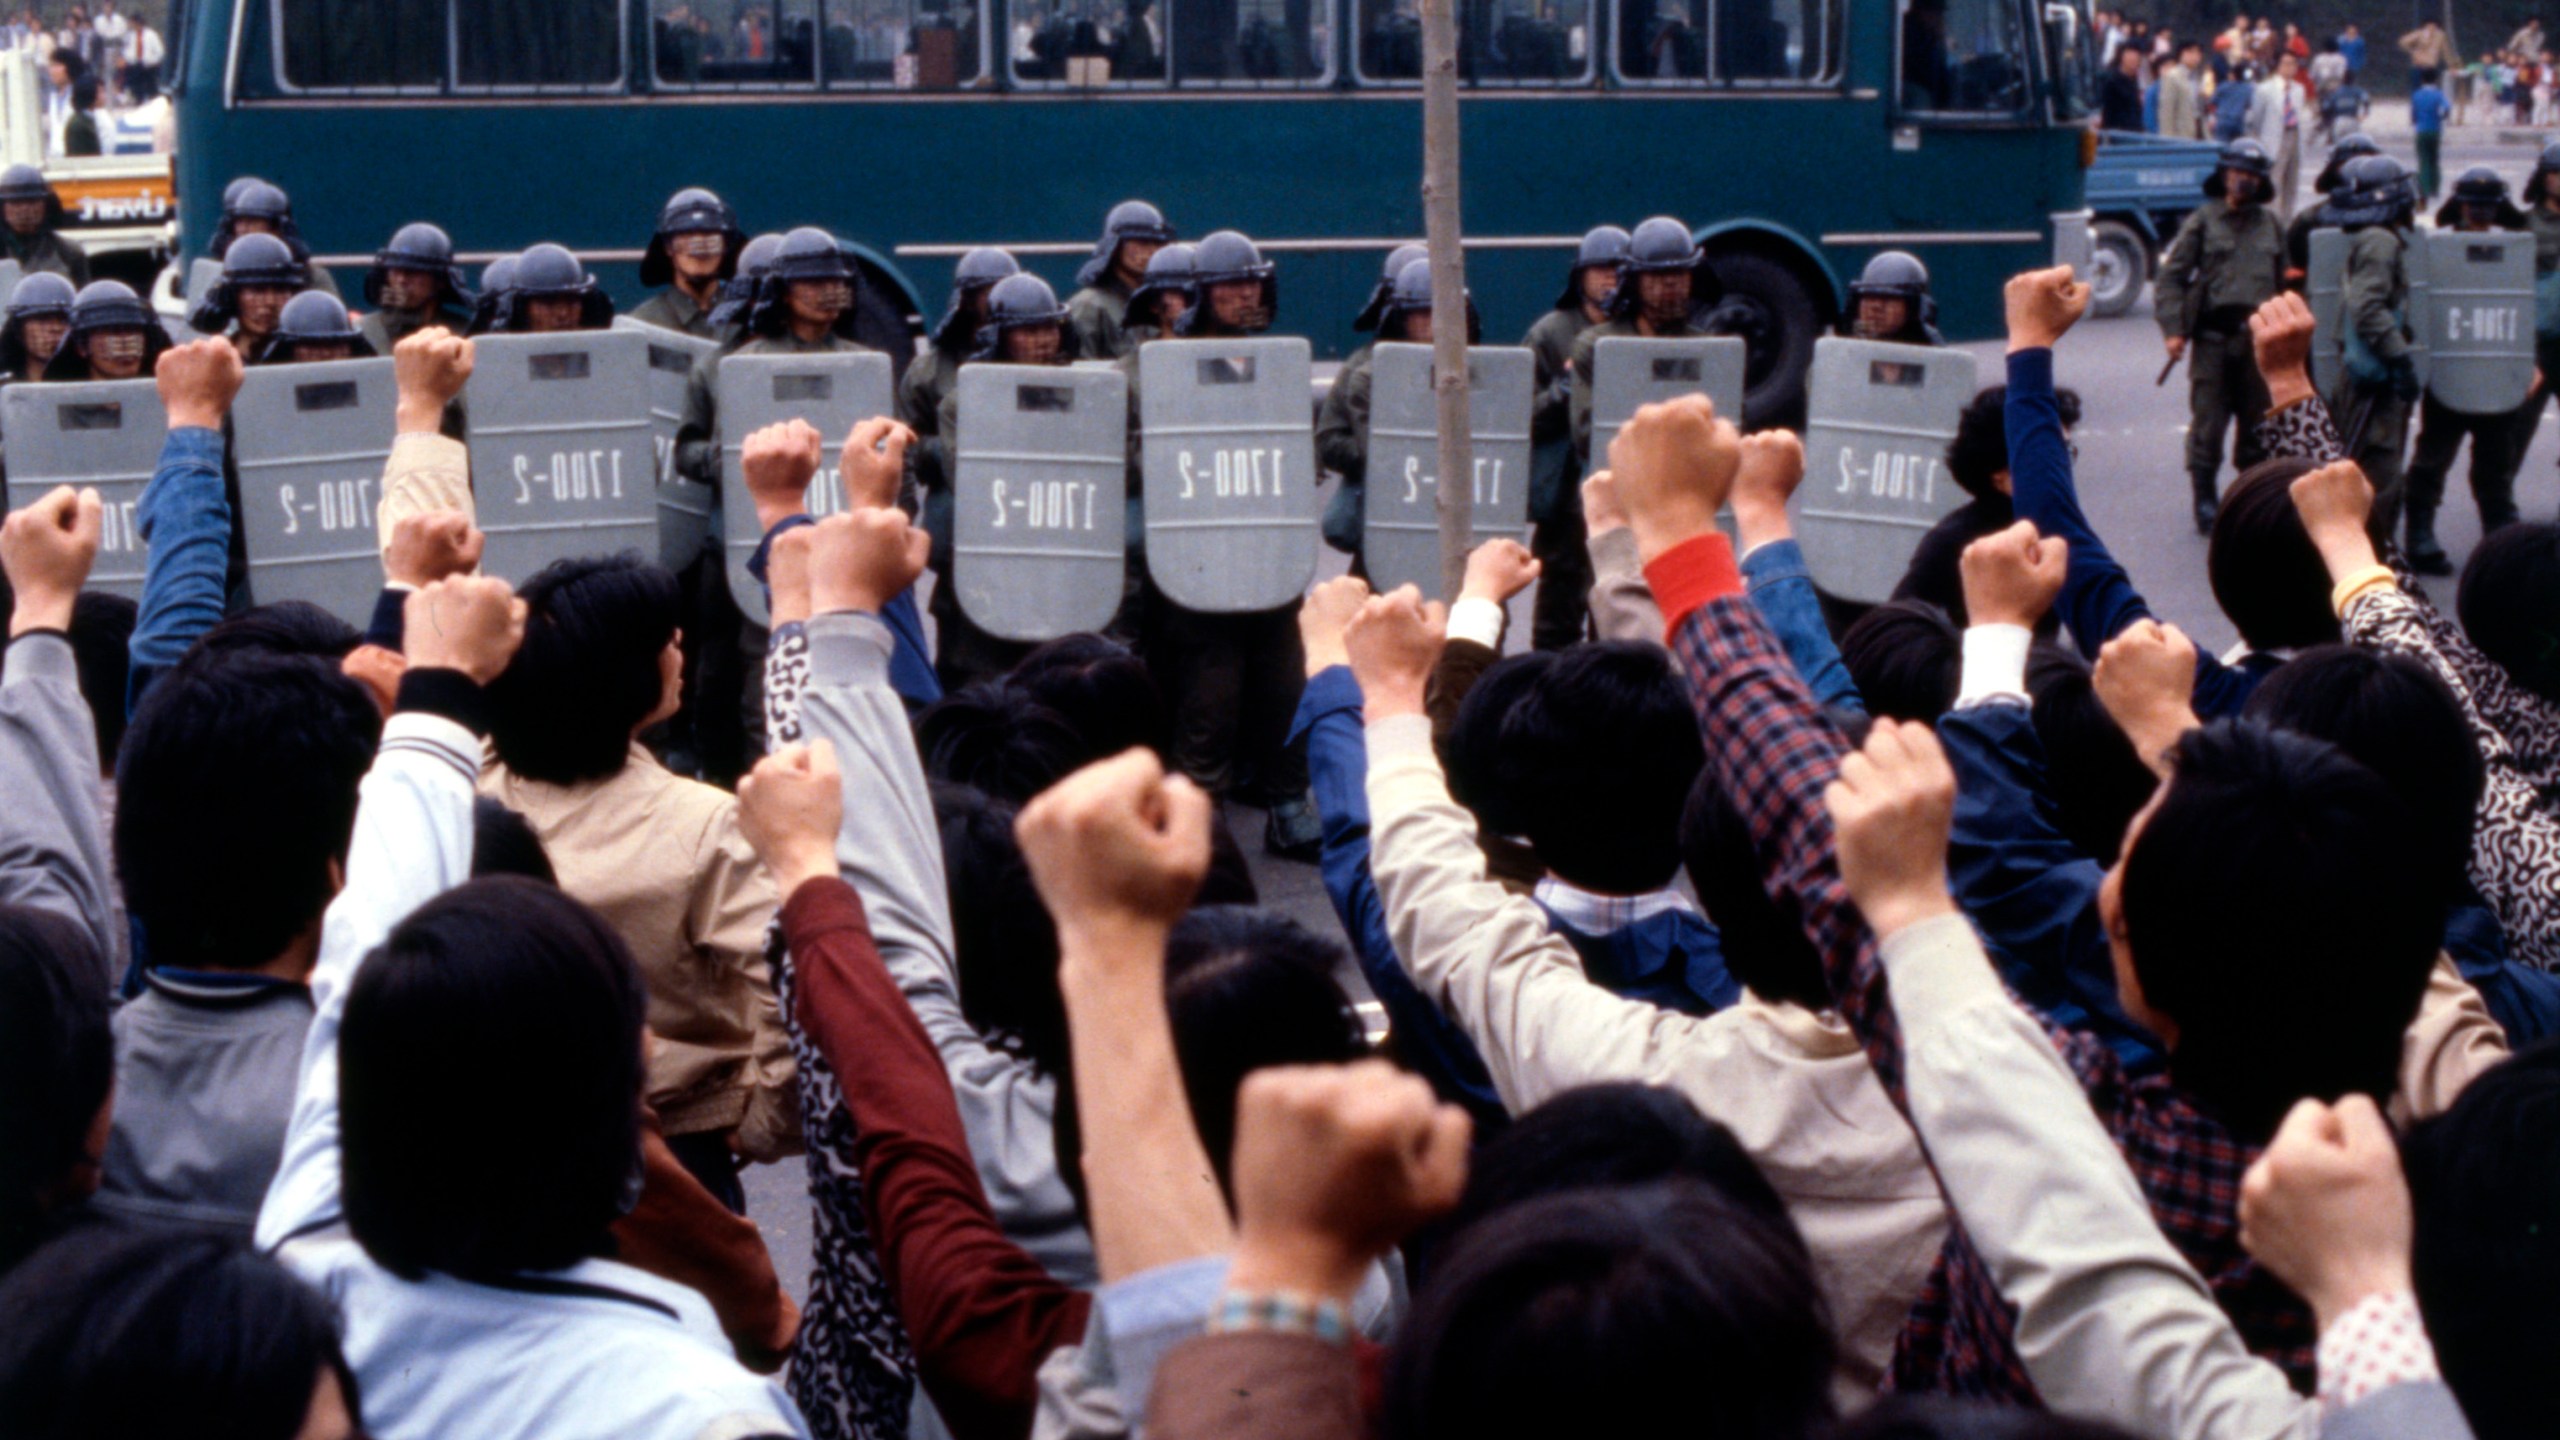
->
[1209,1289,1351,1345]
[2330,563,2398,617]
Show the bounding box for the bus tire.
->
[2088,220,2149,319]
[1704,248,1819,431]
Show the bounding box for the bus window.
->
[652,1,815,86]
[453,0,623,88]
[1899,0,2031,113]
[1357,0,1592,86]
[276,0,444,90]
[1617,0,1703,80]
[1183,0,1332,85]
[835,1,988,88]
[1717,0,1837,83]
[1010,0,1168,87]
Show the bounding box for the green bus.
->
[166,0,2099,423]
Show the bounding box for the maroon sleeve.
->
[782,877,1094,1440]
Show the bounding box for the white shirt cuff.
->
[1957,624,2033,707]
[1446,596,1506,652]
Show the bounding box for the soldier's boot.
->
[2190,467,2221,535]
[2474,466,2522,535]
[2404,502,2454,576]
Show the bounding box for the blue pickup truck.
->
[2085,130,2225,317]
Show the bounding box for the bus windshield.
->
[2042,0,2099,120]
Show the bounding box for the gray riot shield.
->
[2,378,165,599]
[1361,342,1535,595]
[2419,229,2533,414]
[953,364,1129,642]
[1796,338,1979,604]
[2307,228,2348,397]
[463,329,657,584]
[0,262,22,311]
[1589,335,1746,466]
[633,324,721,570]
[1139,337,1319,612]
[233,359,399,622]
[184,256,221,305]
[716,349,895,627]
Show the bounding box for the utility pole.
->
[1420,0,1472,600]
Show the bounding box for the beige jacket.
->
[484,746,800,1157]
[375,430,474,553]
[1364,713,1944,1404]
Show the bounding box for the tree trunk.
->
[1420,0,1472,601]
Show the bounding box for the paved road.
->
[737,146,2560,1297]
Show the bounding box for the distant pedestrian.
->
[2413,66,2450,201]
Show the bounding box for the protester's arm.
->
[1825,729,2315,1438]
[1425,539,1534,740]
[763,528,815,748]
[738,745,1089,1440]
[128,340,241,711]
[1579,473,1666,644]
[2249,295,2349,464]
[690,805,799,1163]
[750,418,940,709]
[1731,431,1863,715]
[256,577,524,1249]
[0,488,125,984]
[375,329,475,546]
[612,1115,802,1371]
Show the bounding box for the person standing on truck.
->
[2155,138,2284,534]
[2159,40,2206,139]
[0,165,90,286]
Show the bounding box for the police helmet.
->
[1379,255,1482,344]
[0,163,63,228]
[363,221,473,311]
[220,176,267,211]
[0,271,76,377]
[2436,166,2527,230]
[2202,138,2275,201]
[1076,200,1177,289]
[504,243,616,331]
[189,232,310,333]
[932,246,1020,349]
[970,273,1073,360]
[2322,154,2417,230]
[1844,250,1940,344]
[1125,242,1198,333]
[1554,224,1631,310]
[747,228,861,337]
[1353,243,1426,333]
[51,280,171,382]
[255,290,376,365]
[212,179,304,259]
[1607,216,1718,320]
[639,186,747,288]
[2526,139,2560,206]
[468,253,520,335]
[2316,132,2383,196]
[1175,230,1278,336]
[708,232,787,331]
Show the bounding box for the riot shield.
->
[2307,228,2347,397]
[2,378,165,599]
[463,329,657,584]
[2419,229,2534,415]
[633,323,721,570]
[233,358,398,622]
[1796,338,1979,604]
[1361,342,1534,595]
[952,363,1129,642]
[184,256,221,306]
[716,349,895,626]
[1139,337,1319,612]
[1589,335,1746,465]
[0,262,23,311]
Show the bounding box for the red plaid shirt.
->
[1652,540,2315,1398]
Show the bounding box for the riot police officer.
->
[1067,199,1175,362]
[2287,131,2382,284]
[0,165,87,285]
[502,244,615,333]
[2514,142,2560,533]
[211,179,341,300]
[188,232,311,362]
[46,281,172,382]
[466,253,520,336]
[631,187,746,339]
[706,232,787,338]
[1566,215,1723,466]
[1522,224,1626,650]
[1350,243,1426,334]
[0,272,77,384]
[2402,167,2531,571]
[358,222,474,353]
[1121,241,1196,343]
[256,291,376,366]
[2156,138,2286,533]
[1841,250,1943,345]
[899,245,1020,501]
[2316,153,2422,545]
[1315,254,1476,566]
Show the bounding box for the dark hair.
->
[2404,1038,2560,1440]
[1444,652,1552,836]
[2027,645,2158,866]
[115,653,381,971]
[915,681,1088,805]
[2119,721,2439,1138]
[0,907,108,1271]
[1007,634,1172,763]
[1385,1181,1835,1440]
[2418,65,2441,85]
[1945,385,2081,502]
[2456,522,2560,705]
[0,1222,360,1438]
[487,555,681,784]
[2207,458,2340,654]
[68,591,134,768]
[1831,1396,2146,1440]
[471,797,557,885]
[339,878,647,1280]
[2244,646,2482,903]
[68,73,95,111]
[190,600,363,664]
[1681,772,1828,1011]
[1450,1083,1792,1241]
[935,782,1067,1075]
[1839,600,1961,723]
[1497,642,1703,893]
[45,47,81,77]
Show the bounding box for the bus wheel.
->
[1704,249,1818,431]
[2087,220,2149,319]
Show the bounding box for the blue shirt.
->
[1741,537,1865,717]
[2338,34,2366,73]
[129,426,234,714]
[2412,85,2450,133]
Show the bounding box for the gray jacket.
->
[0,631,127,988]
[98,971,313,1234]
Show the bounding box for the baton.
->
[2156,352,2183,386]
